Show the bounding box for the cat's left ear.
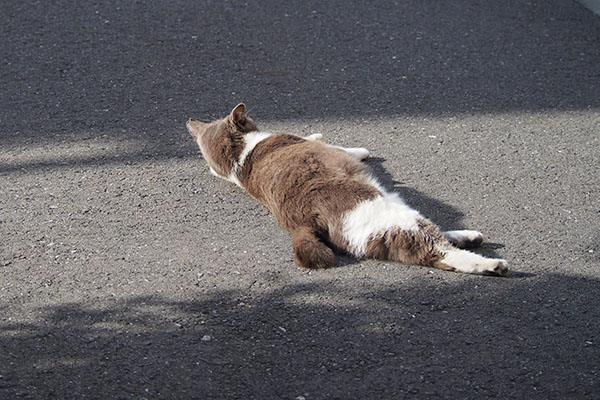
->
[230,103,247,128]
[229,103,257,132]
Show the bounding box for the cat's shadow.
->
[366,157,465,228]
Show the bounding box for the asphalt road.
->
[1,1,599,399]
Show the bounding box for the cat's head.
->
[187,103,257,178]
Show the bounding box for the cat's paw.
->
[483,259,509,276]
[443,230,484,248]
[305,133,323,141]
[346,147,370,160]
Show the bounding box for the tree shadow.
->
[1,0,599,152]
[1,273,598,398]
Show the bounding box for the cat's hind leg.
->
[438,232,509,275]
[434,249,509,276]
[443,230,484,248]
[360,217,507,275]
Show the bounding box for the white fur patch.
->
[342,191,422,256]
[228,131,273,187]
[238,132,274,168]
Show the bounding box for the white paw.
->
[483,259,509,276]
[443,230,484,248]
[439,250,509,276]
[346,147,370,160]
[305,133,323,141]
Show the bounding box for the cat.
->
[186,104,509,276]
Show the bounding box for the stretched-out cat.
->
[186,104,508,276]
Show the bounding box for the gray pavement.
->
[1,1,599,398]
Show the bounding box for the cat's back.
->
[240,134,370,190]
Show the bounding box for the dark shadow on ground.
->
[1,273,598,399]
[2,0,599,150]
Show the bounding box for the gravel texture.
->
[1,1,599,399]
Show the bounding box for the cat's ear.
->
[229,103,257,132]
[230,103,247,128]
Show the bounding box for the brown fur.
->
[238,137,379,230]
[365,218,448,266]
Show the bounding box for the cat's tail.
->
[292,227,337,269]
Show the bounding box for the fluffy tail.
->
[363,219,446,266]
[292,227,337,269]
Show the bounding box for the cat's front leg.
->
[340,147,370,160]
[305,133,323,141]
